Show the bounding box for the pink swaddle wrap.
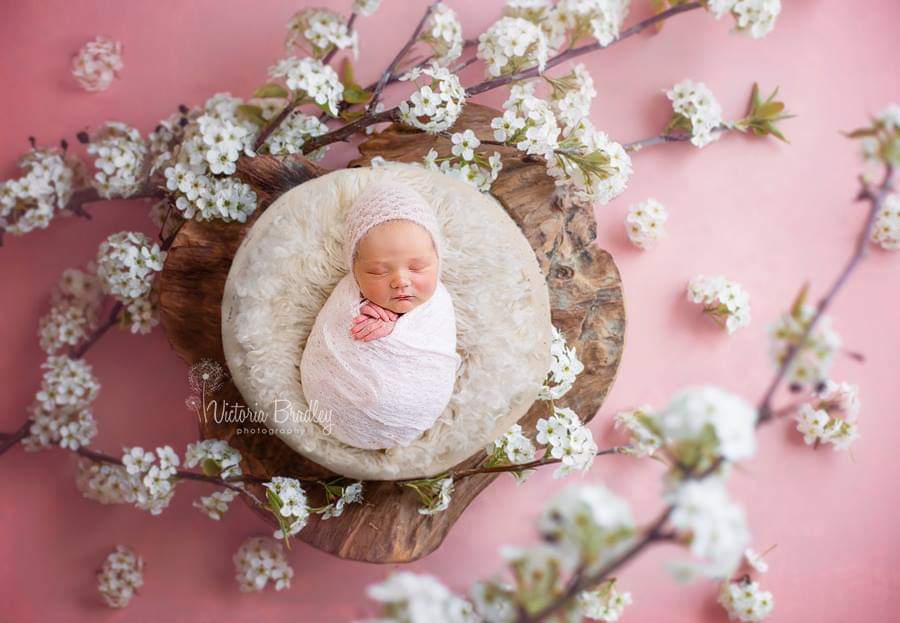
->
[299,181,462,450]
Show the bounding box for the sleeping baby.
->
[298,180,462,450]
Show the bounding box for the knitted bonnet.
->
[345,180,444,278]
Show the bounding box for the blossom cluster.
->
[625,198,668,249]
[483,423,537,483]
[23,355,100,451]
[158,93,263,223]
[352,0,382,17]
[97,545,144,608]
[184,438,243,479]
[718,577,775,622]
[687,275,752,334]
[537,405,599,478]
[419,130,503,193]
[284,8,358,59]
[767,299,841,388]
[121,445,181,515]
[96,230,165,334]
[578,582,633,622]
[539,325,585,400]
[546,63,597,132]
[492,80,560,158]
[366,571,478,622]
[233,536,294,592]
[795,380,861,450]
[477,16,549,78]
[320,481,365,519]
[86,122,148,198]
[72,35,124,92]
[263,476,310,539]
[404,476,455,516]
[705,0,782,39]
[0,147,81,236]
[871,192,899,250]
[858,103,900,166]
[268,56,344,117]
[193,488,238,521]
[38,266,104,354]
[420,2,464,67]
[555,0,631,48]
[666,478,750,581]
[665,79,726,148]
[398,62,467,134]
[548,116,633,207]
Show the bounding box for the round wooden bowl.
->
[157,103,625,563]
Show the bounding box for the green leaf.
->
[339,108,367,122]
[340,57,356,88]
[201,458,222,477]
[235,104,266,127]
[251,83,289,99]
[756,101,785,118]
[343,84,373,105]
[790,282,810,320]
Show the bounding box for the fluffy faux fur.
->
[221,162,551,480]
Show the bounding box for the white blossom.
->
[859,103,900,164]
[264,476,310,538]
[97,545,144,608]
[665,79,725,148]
[468,580,516,623]
[418,145,503,194]
[538,483,635,570]
[718,577,775,621]
[555,0,630,47]
[547,63,597,132]
[398,63,467,134]
[614,405,662,457]
[268,56,344,116]
[768,301,842,388]
[657,386,757,466]
[477,16,549,78]
[666,479,750,580]
[194,488,238,520]
[871,192,899,250]
[96,231,165,301]
[76,459,137,505]
[547,117,632,207]
[539,325,584,400]
[794,380,860,450]
[285,8,358,59]
[420,3,464,67]
[494,81,560,158]
[124,292,159,335]
[0,147,80,236]
[577,582,633,622]
[732,0,782,39]
[233,536,294,592]
[33,355,100,414]
[687,275,751,334]
[537,405,598,478]
[484,423,537,484]
[504,0,568,54]
[415,476,455,516]
[366,571,478,623]
[625,198,668,249]
[72,36,123,92]
[184,439,243,479]
[86,122,147,198]
[320,481,364,519]
[263,112,329,159]
[120,445,180,515]
[353,0,382,17]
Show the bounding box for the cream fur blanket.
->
[299,272,462,449]
[221,162,552,481]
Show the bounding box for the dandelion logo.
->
[186,359,227,424]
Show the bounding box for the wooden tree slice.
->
[157,103,625,563]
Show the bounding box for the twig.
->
[300,2,705,154]
[368,1,442,112]
[67,301,124,359]
[511,162,895,621]
[756,164,894,424]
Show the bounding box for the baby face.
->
[352,220,438,314]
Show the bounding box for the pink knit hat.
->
[345,180,444,278]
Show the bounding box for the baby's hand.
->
[350,301,398,341]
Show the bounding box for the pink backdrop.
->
[1,1,898,620]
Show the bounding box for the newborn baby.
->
[299,180,462,450]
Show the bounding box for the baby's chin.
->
[385,297,420,314]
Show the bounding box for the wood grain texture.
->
[157,103,625,563]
